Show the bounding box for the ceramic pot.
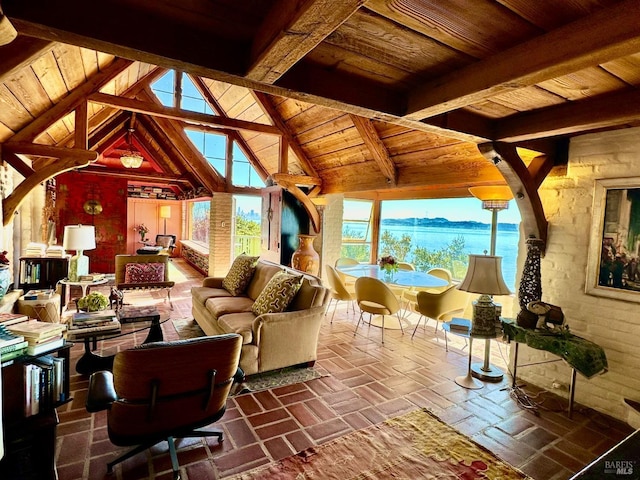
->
[291,234,319,275]
[0,266,9,300]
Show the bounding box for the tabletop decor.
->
[378,255,398,280]
[77,292,109,312]
[134,223,149,242]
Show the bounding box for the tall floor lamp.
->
[159,206,171,235]
[466,186,513,381]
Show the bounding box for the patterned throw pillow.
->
[222,255,259,296]
[252,272,303,316]
[124,263,165,283]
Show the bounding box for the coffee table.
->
[67,320,121,375]
[117,306,163,343]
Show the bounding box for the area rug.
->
[171,319,327,394]
[227,408,531,479]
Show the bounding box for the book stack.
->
[78,273,106,282]
[45,245,66,258]
[23,289,55,300]
[24,354,66,416]
[25,242,47,257]
[0,324,28,362]
[71,309,119,333]
[448,318,471,333]
[0,312,29,326]
[7,320,67,356]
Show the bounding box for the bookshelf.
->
[18,257,69,291]
[0,343,72,480]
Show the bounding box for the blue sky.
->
[380,198,521,224]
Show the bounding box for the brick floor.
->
[53,259,633,479]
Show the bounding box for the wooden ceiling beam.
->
[406,0,640,120]
[253,91,318,177]
[88,92,282,136]
[247,0,364,83]
[78,166,191,185]
[479,142,548,249]
[0,35,52,81]
[3,141,98,161]
[271,173,321,186]
[495,88,640,142]
[0,148,34,178]
[11,57,133,142]
[350,114,397,186]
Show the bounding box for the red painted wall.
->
[55,172,128,273]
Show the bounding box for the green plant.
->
[77,292,109,312]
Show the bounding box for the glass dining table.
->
[336,264,449,329]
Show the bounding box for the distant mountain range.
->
[381,217,518,231]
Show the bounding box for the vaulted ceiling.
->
[2,0,640,240]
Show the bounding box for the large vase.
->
[291,234,320,275]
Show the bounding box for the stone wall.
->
[517,127,640,422]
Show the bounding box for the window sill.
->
[180,240,209,255]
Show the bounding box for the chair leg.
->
[331,299,339,323]
[354,311,364,336]
[107,440,158,473]
[411,315,424,339]
[396,312,404,334]
[381,314,385,344]
[167,436,180,479]
[167,288,174,310]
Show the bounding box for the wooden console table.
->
[502,319,608,418]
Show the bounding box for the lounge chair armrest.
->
[86,370,117,413]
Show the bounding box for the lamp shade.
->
[457,254,511,296]
[159,205,171,219]
[468,186,513,202]
[62,225,96,252]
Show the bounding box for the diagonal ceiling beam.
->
[350,114,397,186]
[88,92,282,136]
[247,0,364,83]
[405,0,640,120]
[0,35,52,81]
[11,57,133,142]
[252,91,318,178]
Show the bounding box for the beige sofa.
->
[192,259,329,376]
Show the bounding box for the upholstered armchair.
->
[86,334,243,479]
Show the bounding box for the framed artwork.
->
[586,177,640,302]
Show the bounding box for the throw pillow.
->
[252,272,303,316]
[124,263,165,283]
[222,255,259,296]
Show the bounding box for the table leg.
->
[143,317,164,344]
[471,338,504,382]
[455,337,483,390]
[75,337,115,375]
[568,368,577,418]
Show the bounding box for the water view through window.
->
[342,198,521,290]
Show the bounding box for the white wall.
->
[516,127,640,422]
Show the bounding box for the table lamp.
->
[62,225,96,281]
[159,205,171,235]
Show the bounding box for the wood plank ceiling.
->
[1,0,640,233]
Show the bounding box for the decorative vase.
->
[381,267,395,282]
[140,233,146,242]
[0,266,10,300]
[291,234,320,275]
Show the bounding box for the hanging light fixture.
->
[120,127,144,168]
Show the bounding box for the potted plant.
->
[77,291,109,312]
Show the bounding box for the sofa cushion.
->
[252,272,303,316]
[246,262,283,300]
[191,286,233,305]
[218,312,256,344]
[222,254,259,296]
[124,262,165,283]
[205,296,254,319]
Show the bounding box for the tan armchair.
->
[411,286,469,342]
[354,276,403,344]
[325,265,356,323]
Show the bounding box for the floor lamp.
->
[467,186,513,381]
[159,206,171,235]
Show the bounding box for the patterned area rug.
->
[227,408,532,479]
[171,318,326,393]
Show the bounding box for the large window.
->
[341,200,373,262]
[186,130,226,177]
[233,195,262,257]
[378,198,520,289]
[232,143,264,188]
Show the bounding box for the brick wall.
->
[320,194,344,279]
[209,193,233,277]
[517,127,640,422]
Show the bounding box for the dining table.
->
[336,264,449,329]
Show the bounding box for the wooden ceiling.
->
[2,0,640,218]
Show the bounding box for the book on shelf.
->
[26,337,65,356]
[8,320,66,340]
[45,245,66,257]
[1,346,27,363]
[448,318,470,332]
[0,339,28,355]
[24,289,55,300]
[0,325,25,348]
[72,309,117,322]
[28,332,63,345]
[0,312,29,326]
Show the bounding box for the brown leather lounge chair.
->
[86,334,242,479]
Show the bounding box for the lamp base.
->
[69,251,89,282]
[470,295,498,336]
[471,362,504,382]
